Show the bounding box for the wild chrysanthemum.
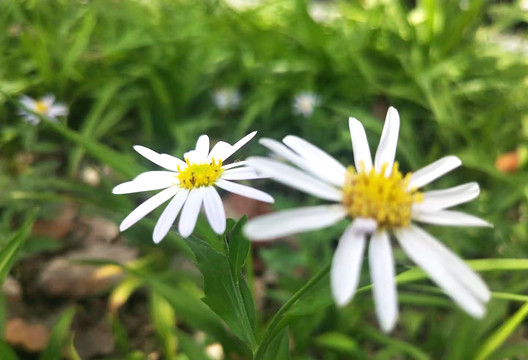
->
[244,107,491,333]
[212,88,242,112]
[114,132,273,243]
[293,92,320,118]
[18,94,68,125]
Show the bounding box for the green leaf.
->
[150,291,178,360]
[0,209,36,284]
[0,340,19,360]
[475,302,528,360]
[44,120,143,178]
[39,307,76,360]
[226,217,256,330]
[262,329,290,360]
[173,329,211,360]
[315,332,364,357]
[185,234,257,350]
[227,216,250,276]
[144,278,234,349]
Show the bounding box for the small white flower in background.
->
[18,94,68,125]
[244,107,491,333]
[113,132,273,243]
[213,88,241,112]
[293,92,320,118]
[308,2,341,23]
[223,0,261,10]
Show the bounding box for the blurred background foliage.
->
[1,0,528,359]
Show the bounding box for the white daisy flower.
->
[113,132,274,243]
[244,107,491,333]
[18,94,68,125]
[293,92,320,118]
[212,88,242,112]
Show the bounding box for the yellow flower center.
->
[342,162,423,229]
[177,158,223,189]
[35,101,49,114]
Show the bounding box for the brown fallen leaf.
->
[32,203,77,239]
[5,318,50,352]
[38,244,137,298]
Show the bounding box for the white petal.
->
[348,117,373,172]
[48,104,68,118]
[405,225,490,304]
[331,221,366,307]
[408,156,462,189]
[282,135,346,185]
[353,218,378,234]
[207,141,231,162]
[374,107,400,176]
[259,138,343,187]
[19,95,36,108]
[412,209,492,227]
[119,186,179,232]
[21,113,39,125]
[178,187,205,237]
[183,150,202,165]
[246,157,342,202]
[396,226,487,318]
[133,145,186,171]
[113,171,177,194]
[203,187,226,234]
[244,204,347,241]
[221,167,264,180]
[414,182,480,212]
[221,131,257,161]
[215,179,274,203]
[222,161,248,170]
[194,135,210,163]
[42,94,56,107]
[369,231,398,333]
[152,189,189,243]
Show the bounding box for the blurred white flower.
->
[18,94,68,125]
[81,166,101,187]
[244,107,491,333]
[213,88,242,111]
[488,33,528,55]
[223,0,261,10]
[308,2,341,23]
[113,132,273,243]
[293,92,320,118]
[521,0,528,11]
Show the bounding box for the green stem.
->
[254,263,331,359]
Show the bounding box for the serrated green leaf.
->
[227,216,250,276]
[185,235,257,350]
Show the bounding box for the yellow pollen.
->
[177,158,223,189]
[342,162,423,229]
[35,101,49,114]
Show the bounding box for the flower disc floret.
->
[343,162,423,229]
[177,158,223,189]
[35,100,49,114]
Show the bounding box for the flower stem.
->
[254,262,331,359]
